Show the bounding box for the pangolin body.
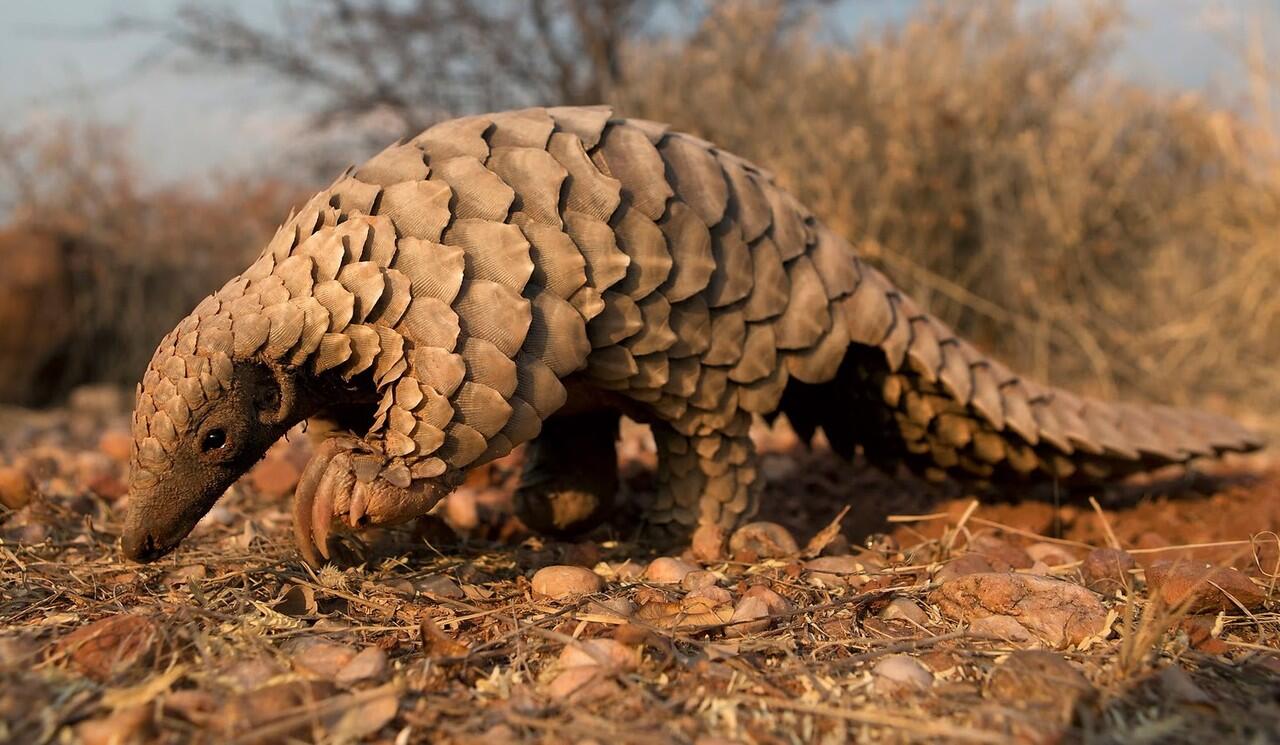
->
[122,106,1262,564]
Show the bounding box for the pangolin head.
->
[122,301,302,562]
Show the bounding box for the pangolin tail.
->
[777,266,1263,486]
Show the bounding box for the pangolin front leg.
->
[292,435,455,565]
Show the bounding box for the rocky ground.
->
[1,387,1278,744]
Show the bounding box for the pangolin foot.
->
[291,437,452,566]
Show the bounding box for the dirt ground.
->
[1,388,1277,744]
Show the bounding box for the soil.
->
[1,390,1277,744]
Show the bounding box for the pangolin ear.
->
[251,363,299,426]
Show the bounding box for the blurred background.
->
[0,0,1276,437]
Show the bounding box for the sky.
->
[0,0,1275,187]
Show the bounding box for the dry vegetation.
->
[0,123,301,405]
[1,407,1278,743]
[1,1,1279,743]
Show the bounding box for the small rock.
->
[691,522,726,561]
[0,466,37,510]
[76,705,152,745]
[725,596,770,637]
[531,565,603,599]
[1080,548,1136,594]
[558,638,639,671]
[879,598,929,626]
[741,585,794,616]
[681,570,719,591]
[415,574,465,599]
[729,521,799,559]
[607,560,645,580]
[98,430,134,464]
[932,554,995,584]
[872,655,933,694]
[987,651,1092,719]
[1145,560,1265,613]
[335,646,388,686]
[223,657,282,690]
[1026,542,1075,567]
[969,615,1038,646]
[686,586,734,606]
[931,573,1109,648]
[545,666,620,702]
[588,596,636,619]
[644,557,698,584]
[444,488,480,531]
[55,614,158,681]
[1156,665,1213,705]
[331,686,399,741]
[226,680,336,734]
[967,534,1034,569]
[804,556,868,588]
[290,639,358,678]
[249,456,300,498]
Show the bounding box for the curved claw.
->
[348,483,367,528]
[311,460,339,561]
[292,439,341,567]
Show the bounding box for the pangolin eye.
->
[201,429,227,452]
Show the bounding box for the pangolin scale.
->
[121,106,1263,565]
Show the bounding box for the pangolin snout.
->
[121,526,169,563]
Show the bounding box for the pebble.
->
[558,638,639,672]
[531,565,603,599]
[414,574,465,600]
[1025,542,1076,567]
[932,554,995,584]
[967,534,1034,569]
[0,466,37,510]
[987,651,1092,718]
[248,456,300,498]
[1145,560,1265,612]
[969,615,1038,646]
[681,570,718,591]
[334,646,388,686]
[97,430,134,463]
[741,585,794,615]
[931,573,1109,648]
[725,596,770,637]
[289,639,357,678]
[872,655,934,694]
[56,614,158,681]
[644,556,698,584]
[686,586,734,606]
[729,521,799,559]
[879,598,929,626]
[1080,548,1136,594]
[804,556,868,588]
[545,666,619,702]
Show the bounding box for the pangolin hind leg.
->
[648,410,762,556]
[513,410,621,536]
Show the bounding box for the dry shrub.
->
[616,1,1280,432]
[0,122,303,405]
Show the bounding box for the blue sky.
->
[1,0,1274,186]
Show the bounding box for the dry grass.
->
[1,408,1278,743]
[0,122,302,405]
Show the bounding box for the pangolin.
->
[121,106,1263,565]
